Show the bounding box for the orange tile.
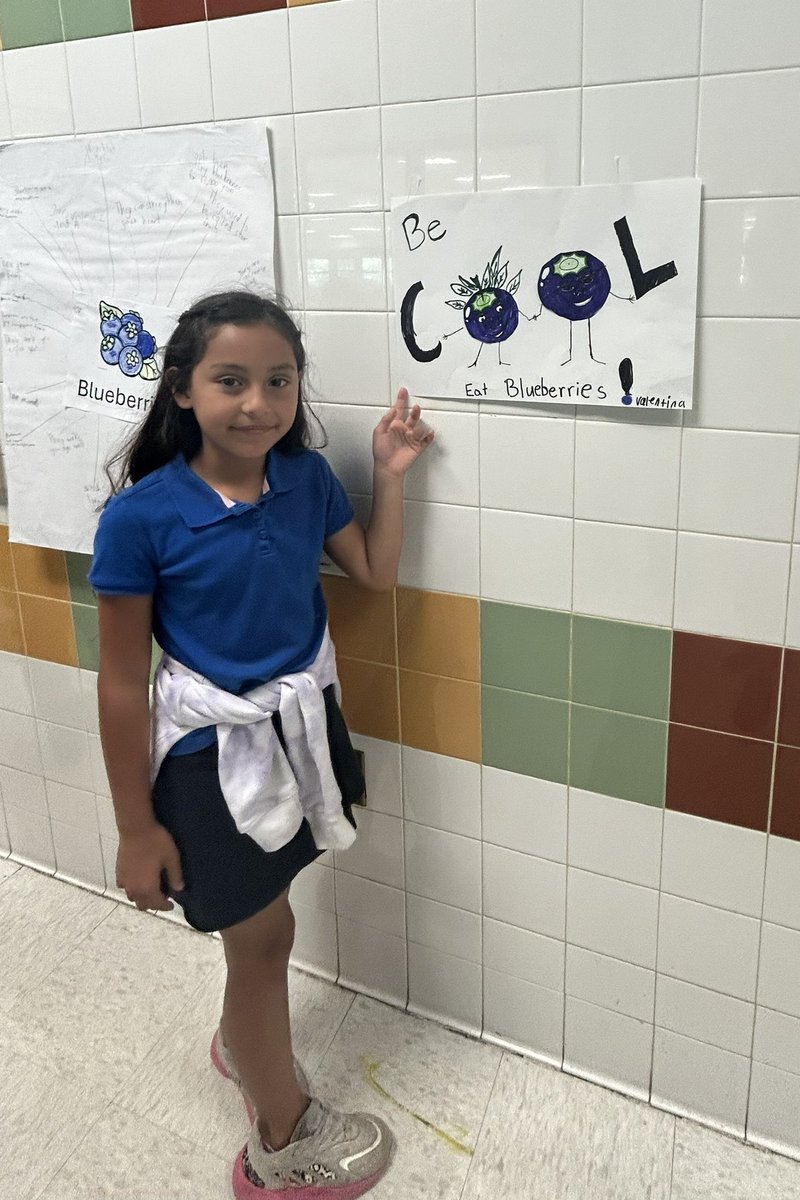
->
[397,587,479,681]
[0,526,16,591]
[0,590,25,654]
[337,657,399,743]
[399,670,481,762]
[322,575,396,665]
[11,542,70,601]
[18,595,78,666]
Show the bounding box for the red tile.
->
[131,0,205,30]
[779,649,800,747]
[206,0,286,16]
[670,631,781,741]
[771,745,800,841]
[666,723,772,831]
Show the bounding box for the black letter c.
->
[400,281,442,364]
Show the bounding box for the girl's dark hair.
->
[104,291,324,496]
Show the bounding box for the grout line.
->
[565,0,583,1046]
[459,1047,504,1197]
[372,0,410,1014]
[668,1114,679,1199]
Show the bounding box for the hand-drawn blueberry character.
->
[530,251,633,366]
[443,247,528,369]
[98,301,160,381]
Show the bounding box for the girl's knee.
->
[221,893,295,969]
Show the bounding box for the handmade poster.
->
[391,179,701,410]
[0,120,275,552]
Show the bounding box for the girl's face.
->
[174,322,300,465]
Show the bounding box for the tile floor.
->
[3,857,800,1200]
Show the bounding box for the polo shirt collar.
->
[165,451,299,530]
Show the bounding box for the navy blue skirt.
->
[152,685,363,932]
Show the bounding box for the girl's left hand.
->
[373,387,435,477]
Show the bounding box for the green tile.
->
[572,616,672,719]
[75,604,160,680]
[482,686,569,783]
[570,705,667,807]
[72,603,99,671]
[0,0,63,48]
[60,0,132,40]
[481,603,570,699]
[65,552,95,607]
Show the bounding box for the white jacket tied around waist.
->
[150,629,357,854]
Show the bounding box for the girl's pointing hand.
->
[372,387,435,477]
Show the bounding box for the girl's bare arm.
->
[97,594,184,908]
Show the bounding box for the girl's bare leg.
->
[219,889,308,1150]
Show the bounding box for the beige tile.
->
[10,543,70,601]
[313,994,502,1199]
[0,525,16,590]
[396,588,480,680]
[322,574,396,665]
[18,595,78,666]
[3,904,222,1099]
[461,1053,674,1200]
[671,1119,800,1199]
[120,963,354,1159]
[399,670,481,762]
[338,656,399,742]
[37,1104,230,1200]
[0,589,24,655]
[0,1032,109,1200]
[0,867,114,1013]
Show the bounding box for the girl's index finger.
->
[395,386,410,417]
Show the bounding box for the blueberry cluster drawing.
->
[99,301,159,380]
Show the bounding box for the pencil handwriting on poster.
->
[391,180,701,410]
[0,120,276,553]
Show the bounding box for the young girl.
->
[89,291,434,1198]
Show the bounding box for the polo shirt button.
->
[258,530,268,539]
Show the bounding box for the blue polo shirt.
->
[89,449,353,755]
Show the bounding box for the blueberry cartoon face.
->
[101,335,123,365]
[464,288,520,344]
[98,301,160,381]
[447,248,523,345]
[538,251,611,322]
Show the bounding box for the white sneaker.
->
[232,1097,393,1199]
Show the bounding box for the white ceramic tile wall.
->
[208,11,292,121]
[2,0,800,1159]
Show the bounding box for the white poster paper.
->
[0,120,276,552]
[391,179,701,411]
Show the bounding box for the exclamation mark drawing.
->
[619,358,633,406]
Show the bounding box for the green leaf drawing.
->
[484,247,502,288]
[99,300,123,321]
[139,357,160,381]
[508,270,522,295]
[450,282,472,297]
[446,299,465,310]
